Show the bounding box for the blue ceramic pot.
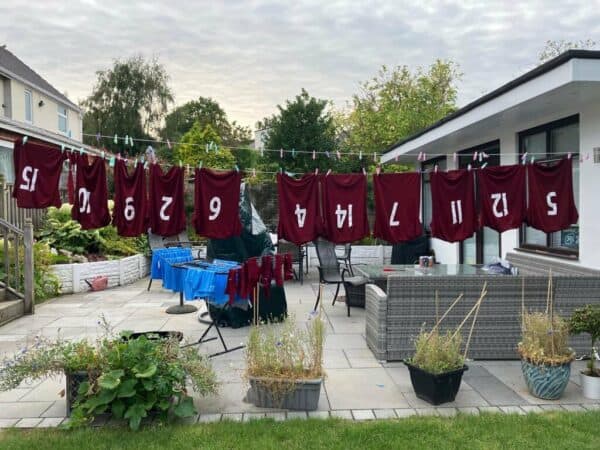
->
[521,359,571,400]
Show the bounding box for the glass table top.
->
[355,264,494,279]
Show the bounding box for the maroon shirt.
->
[277,173,321,245]
[373,172,422,243]
[193,168,241,239]
[113,159,148,237]
[148,164,186,237]
[13,141,65,208]
[527,158,578,233]
[430,169,478,243]
[322,174,369,244]
[71,154,110,230]
[478,164,526,233]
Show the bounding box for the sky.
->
[1,0,599,130]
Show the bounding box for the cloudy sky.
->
[1,0,599,129]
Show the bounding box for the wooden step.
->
[0,299,24,326]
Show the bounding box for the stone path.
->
[0,271,597,428]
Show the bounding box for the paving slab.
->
[221,413,243,422]
[457,407,479,415]
[521,405,543,414]
[478,406,502,414]
[308,411,330,419]
[415,408,438,416]
[243,412,265,421]
[0,402,54,419]
[373,408,397,419]
[352,409,375,420]
[14,418,43,428]
[499,406,525,415]
[37,417,64,428]
[330,410,353,419]
[394,408,417,418]
[198,413,222,423]
[436,407,457,417]
[0,418,19,428]
[286,411,308,420]
[561,404,586,412]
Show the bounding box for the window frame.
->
[518,114,579,259]
[24,89,33,123]
[421,155,447,234]
[457,140,502,264]
[57,105,68,134]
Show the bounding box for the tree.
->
[175,122,236,169]
[262,89,337,173]
[82,56,173,154]
[345,60,460,162]
[538,39,597,63]
[161,97,252,147]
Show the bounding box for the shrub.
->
[569,305,600,376]
[408,328,464,374]
[518,311,574,365]
[0,326,218,430]
[37,204,147,258]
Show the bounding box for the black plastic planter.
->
[404,361,468,405]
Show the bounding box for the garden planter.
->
[580,372,600,399]
[520,359,571,400]
[65,370,89,416]
[247,376,322,410]
[404,361,468,405]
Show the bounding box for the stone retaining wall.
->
[306,245,392,267]
[50,254,150,294]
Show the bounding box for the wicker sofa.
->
[366,274,600,361]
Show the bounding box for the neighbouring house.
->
[382,50,600,274]
[253,127,269,151]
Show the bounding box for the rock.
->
[59,249,73,257]
[71,255,88,263]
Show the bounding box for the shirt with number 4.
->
[193,168,241,239]
[13,141,66,208]
[277,173,321,245]
[322,174,369,244]
[113,159,148,237]
[148,164,186,237]
[71,153,110,230]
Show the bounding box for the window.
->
[422,157,447,232]
[458,141,501,265]
[519,115,579,257]
[24,90,32,123]
[58,105,67,134]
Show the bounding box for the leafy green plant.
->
[0,326,217,430]
[408,329,464,374]
[518,311,574,365]
[37,204,147,259]
[569,305,600,376]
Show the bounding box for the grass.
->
[2,411,600,450]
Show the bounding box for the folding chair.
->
[313,238,344,311]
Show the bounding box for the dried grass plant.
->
[410,328,464,375]
[518,312,574,365]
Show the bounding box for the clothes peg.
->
[521,152,528,165]
[467,164,471,171]
[22,136,28,144]
[292,148,296,158]
[114,134,118,144]
[179,160,183,167]
[79,147,85,155]
[481,162,488,169]
[314,168,319,176]
[359,150,363,160]
[373,152,377,162]
[472,151,478,161]
[434,164,439,173]
[125,135,129,145]
[280,148,283,159]
[199,160,203,169]
[60,144,65,153]
[325,151,330,159]
[252,168,256,178]
[234,164,239,172]
[109,157,116,168]
[453,152,457,163]
[567,152,572,159]
[375,165,381,175]
[312,150,316,160]
[362,167,367,176]
[167,139,172,149]
[326,169,332,176]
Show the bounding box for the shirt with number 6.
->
[13,141,66,208]
[148,164,186,237]
[193,168,242,239]
[113,159,148,237]
[71,153,110,230]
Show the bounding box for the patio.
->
[0,270,598,428]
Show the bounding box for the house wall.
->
[9,79,81,141]
[426,101,600,270]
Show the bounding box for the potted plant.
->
[517,276,574,400]
[517,311,574,400]
[0,327,217,430]
[569,304,600,399]
[404,286,486,405]
[404,329,468,405]
[245,314,325,411]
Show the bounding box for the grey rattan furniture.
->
[365,274,600,361]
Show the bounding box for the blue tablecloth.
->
[150,247,194,280]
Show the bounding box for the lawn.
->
[1,411,599,450]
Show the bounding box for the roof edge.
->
[384,49,600,155]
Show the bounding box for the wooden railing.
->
[0,217,34,313]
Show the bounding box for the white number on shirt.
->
[160,196,173,221]
[208,196,221,221]
[450,200,463,225]
[491,193,508,218]
[295,203,306,228]
[389,202,400,227]
[19,166,39,192]
[546,192,558,216]
[335,204,353,229]
[124,197,135,221]
[78,188,91,214]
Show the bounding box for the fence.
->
[0,217,34,314]
[0,182,47,230]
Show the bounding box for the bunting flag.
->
[112,159,148,237]
[12,141,66,208]
[193,168,242,239]
[322,174,369,244]
[477,164,526,232]
[430,169,478,243]
[148,164,186,237]
[526,158,578,233]
[373,173,422,243]
[71,153,110,230]
[277,173,321,245]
